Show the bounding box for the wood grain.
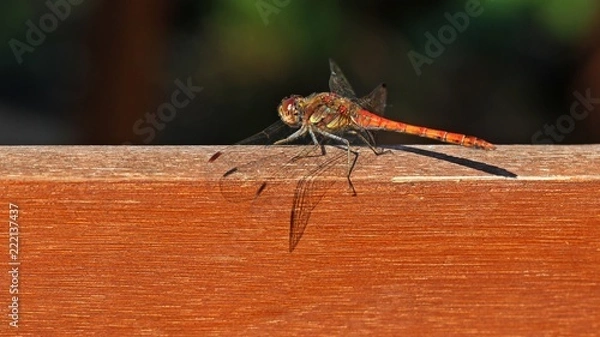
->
[0,145,599,336]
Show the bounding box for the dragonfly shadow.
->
[212,143,349,253]
[388,145,518,178]
[288,149,349,252]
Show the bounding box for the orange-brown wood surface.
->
[0,145,599,336]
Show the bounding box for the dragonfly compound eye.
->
[278,95,302,127]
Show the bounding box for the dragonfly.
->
[274,59,495,172]
[210,59,496,251]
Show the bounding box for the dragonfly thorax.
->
[277,95,304,127]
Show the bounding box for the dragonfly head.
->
[277,95,303,127]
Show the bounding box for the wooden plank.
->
[1,145,599,335]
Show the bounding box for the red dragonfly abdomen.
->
[353,109,496,150]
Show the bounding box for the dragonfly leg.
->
[313,128,358,196]
[274,125,308,145]
[288,128,326,163]
[355,129,391,156]
[308,128,326,156]
[346,129,387,156]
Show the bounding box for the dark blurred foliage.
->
[0,0,598,145]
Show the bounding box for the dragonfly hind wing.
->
[357,83,387,116]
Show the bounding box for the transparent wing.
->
[328,59,357,99]
[234,120,290,145]
[329,59,388,115]
[216,148,293,203]
[208,121,295,202]
[209,121,325,205]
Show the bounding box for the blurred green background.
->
[0,0,598,145]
